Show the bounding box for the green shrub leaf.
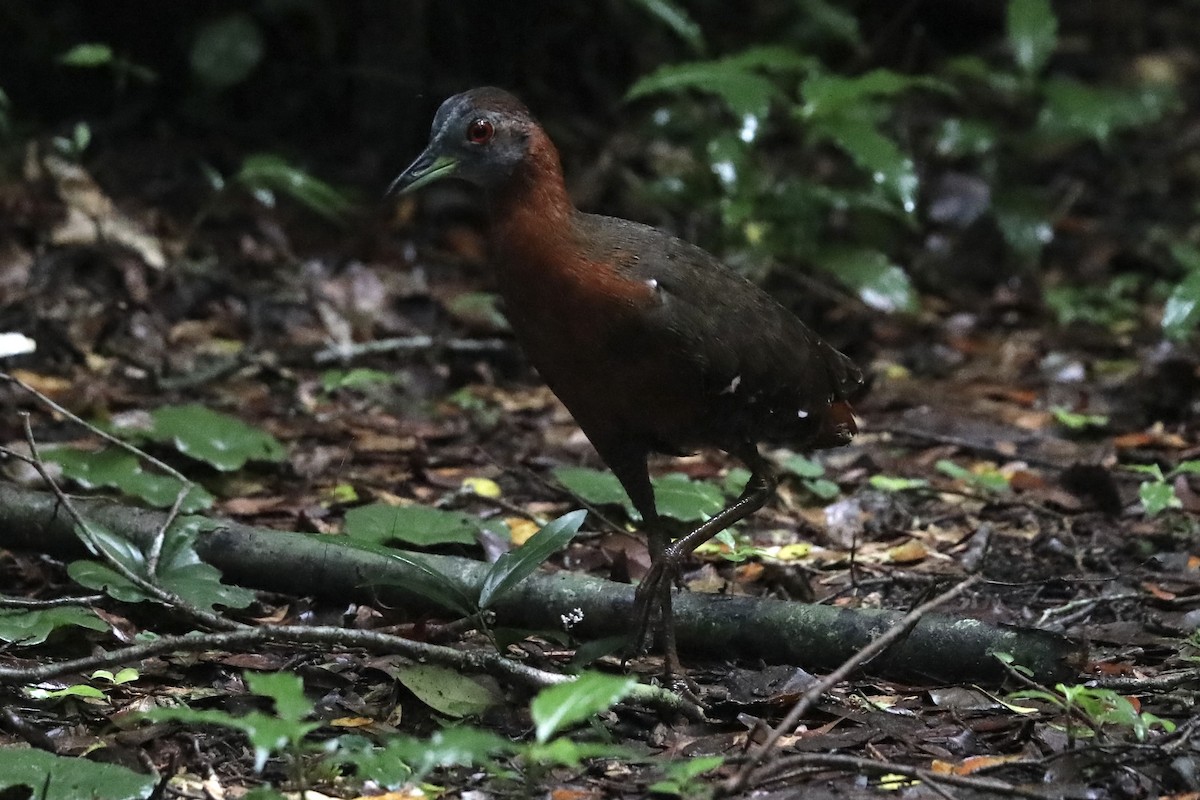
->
[820,247,917,313]
[344,503,482,547]
[140,404,286,472]
[0,748,155,800]
[190,12,264,89]
[1007,0,1057,76]
[235,154,353,222]
[530,672,637,743]
[479,509,585,609]
[43,446,213,511]
[394,664,501,718]
[59,43,115,68]
[0,606,108,646]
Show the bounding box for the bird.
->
[390,87,863,677]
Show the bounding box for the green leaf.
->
[935,459,1010,494]
[1140,481,1180,516]
[782,454,825,479]
[554,466,634,517]
[344,503,481,547]
[394,664,500,718]
[652,473,726,522]
[1163,271,1200,340]
[153,518,255,611]
[628,0,705,53]
[819,247,917,313]
[479,509,585,608]
[26,683,107,701]
[530,672,638,743]
[869,475,929,492]
[804,478,842,500]
[1050,406,1109,431]
[1007,0,1057,76]
[0,748,156,800]
[68,561,149,603]
[0,606,107,646]
[326,536,477,616]
[245,671,312,722]
[59,43,115,67]
[141,404,286,471]
[1036,78,1174,146]
[802,69,950,115]
[349,728,512,781]
[190,12,264,90]
[994,190,1054,264]
[627,46,811,119]
[629,63,779,119]
[649,755,727,795]
[43,446,213,512]
[320,368,394,392]
[144,676,318,774]
[235,154,352,222]
[808,114,918,212]
[525,736,635,767]
[69,517,253,610]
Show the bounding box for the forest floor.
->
[0,126,1197,800]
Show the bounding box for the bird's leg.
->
[633,445,778,662]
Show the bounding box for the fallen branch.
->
[0,623,696,717]
[0,482,1085,687]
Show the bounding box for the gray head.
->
[389,88,541,195]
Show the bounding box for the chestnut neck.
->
[485,127,576,268]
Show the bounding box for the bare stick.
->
[757,752,1058,800]
[721,574,982,796]
[0,623,699,718]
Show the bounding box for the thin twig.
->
[312,335,509,365]
[0,623,699,718]
[755,752,1056,800]
[0,594,105,608]
[721,574,982,797]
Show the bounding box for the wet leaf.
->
[235,154,353,222]
[0,748,155,800]
[1162,271,1200,340]
[801,69,950,114]
[1140,481,1180,516]
[0,606,108,646]
[553,466,634,517]
[819,247,917,313]
[1036,78,1174,146]
[870,475,929,492]
[59,43,114,68]
[43,446,213,511]
[395,664,500,718]
[628,0,705,53]
[190,12,263,89]
[1007,0,1057,77]
[344,503,481,547]
[530,672,637,743]
[479,509,585,609]
[652,473,725,522]
[808,115,917,212]
[141,404,286,471]
[627,47,812,119]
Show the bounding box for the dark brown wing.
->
[574,213,864,451]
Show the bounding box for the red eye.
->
[467,118,494,144]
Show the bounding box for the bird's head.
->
[389,87,540,196]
